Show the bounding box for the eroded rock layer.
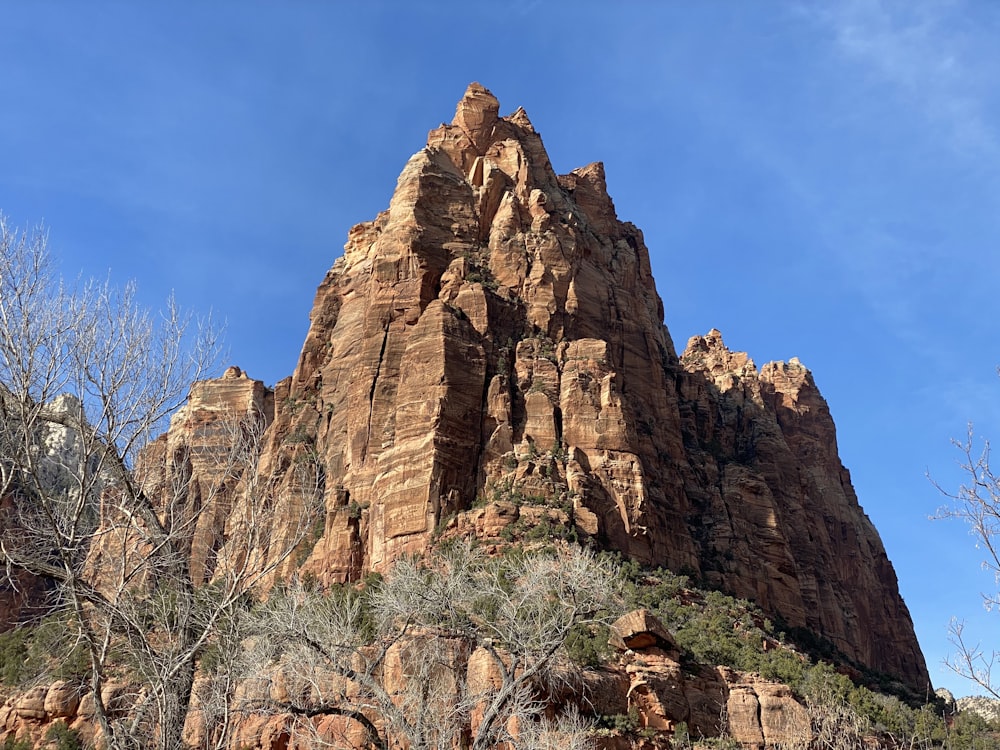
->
[185,84,926,690]
[0,610,813,749]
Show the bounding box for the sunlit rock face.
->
[167,84,927,691]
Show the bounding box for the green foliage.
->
[480,478,547,507]
[699,738,742,749]
[0,611,90,688]
[362,570,384,589]
[330,581,379,643]
[523,516,577,544]
[464,262,498,290]
[796,660,1000,747]
[550,440,567,461]
[0,626,30,685]
[0,736,32,750]
[563,622,611,668]
[432,512,456,540]
[284,425,311,444]
[618,561,806,683]
[616,556,926,713]
[45,722,83,750]
[949,711,1000,749]
[595,707,639,733]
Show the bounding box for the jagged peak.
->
[508,105,534,131]
[681,329,756,376]
[451,82,500,152]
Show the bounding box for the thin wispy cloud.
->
[4,5,1000,696]
[816,0,999,160]
[755,1,1000,372]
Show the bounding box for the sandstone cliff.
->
[169,84,926,692]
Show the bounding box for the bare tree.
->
[801,667,872,750]
[515,707,593,750]
[0,216,321,750]
[935,424,1000,700]
[245,542,620,750]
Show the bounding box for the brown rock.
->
[609,609,678,654]
[14,686,47,721]
[726,686,766,747]
[151,84,928,693]
[581,668,630,717]
[452,82,500,155]
[382,633,470,702]
[757,682,811,747]
[76,681,134,719]
[0,702,14,731]
[43,681,80,718]
[725,679,811,749]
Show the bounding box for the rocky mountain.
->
[957,695,1000,722]
[166,83,928,693]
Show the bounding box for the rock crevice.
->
[168,83,927,691]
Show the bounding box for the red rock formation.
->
[0,615,811,750]
[677,330,926,686]
[178,84,927,691]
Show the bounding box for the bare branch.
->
[934,417,1000,697]
[246,542,620,750]
[0,216,314,750]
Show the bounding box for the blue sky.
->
[3,2,999,697]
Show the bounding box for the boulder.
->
[43,681,80,718]
[609,609,678,654]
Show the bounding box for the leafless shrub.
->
[934,424,1000,699]
[0,216,320,750]
[246,541,620,750]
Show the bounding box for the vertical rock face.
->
[180,84,926,690]
[138,366,274,585]
[676,331,926,686]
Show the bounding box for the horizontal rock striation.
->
[173,84,926,691]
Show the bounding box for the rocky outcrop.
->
[676,330,926,687]
[136,365,275,585]
[0,681,93,748]
[957,695,1000,722]
[164,84,927,691]
[0,610,810,749]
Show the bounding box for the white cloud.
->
[813,0,999,159]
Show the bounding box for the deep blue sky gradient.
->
[3,1,1000,697]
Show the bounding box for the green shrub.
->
[595,707,639,733]
[0,611,90,688]
[564,623,611,668]
[45,722,83,750]
[0,626,30,685]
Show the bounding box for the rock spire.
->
[174,84,928,691]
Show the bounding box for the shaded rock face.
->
[177,84,926,690]
[0,555,49,631]
[676,330,927,687]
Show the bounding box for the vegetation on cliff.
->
[0,77,984,747]
[0,218,321,750]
